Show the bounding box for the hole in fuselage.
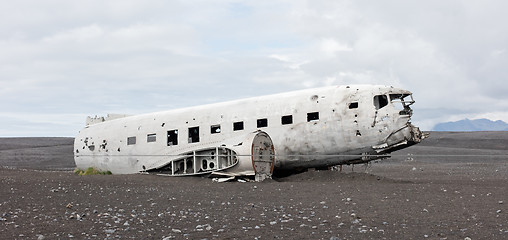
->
[202,160,208,170]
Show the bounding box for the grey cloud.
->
[1,0,507,136]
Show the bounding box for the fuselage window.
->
[167,130,178,146]
[307,112,319,122]
[349,102,359,109]
[211,124,221,134]
[281,115,293,125]
[233,121,244,131]
[257,118,268,128]
[188,127,200,143]
[147,133,156,143]
[127,136,136,145]
[374,95,389,110]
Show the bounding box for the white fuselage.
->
[74,85,425,175]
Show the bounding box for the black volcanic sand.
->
[0,137,74,170]
[1,132,507,239]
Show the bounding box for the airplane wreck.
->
[74,85,426,181]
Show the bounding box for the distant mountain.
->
[433,118,508,131]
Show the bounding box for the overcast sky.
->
[1,0,507,136]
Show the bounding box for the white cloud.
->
[1,0,507,135]
[42,25,105,43]
[319,38,353,55]
[268,54,291,62]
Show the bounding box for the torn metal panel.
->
[86,114,131,126]
[150,147,239,176]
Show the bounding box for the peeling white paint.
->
[74,85,426,177]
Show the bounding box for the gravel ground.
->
[1,132,507,239]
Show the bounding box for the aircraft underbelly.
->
[272,120,425,170]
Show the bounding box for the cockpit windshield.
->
[374,95,389,110]
[389,94,414,115]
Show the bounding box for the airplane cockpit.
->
[389,93,414,116]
